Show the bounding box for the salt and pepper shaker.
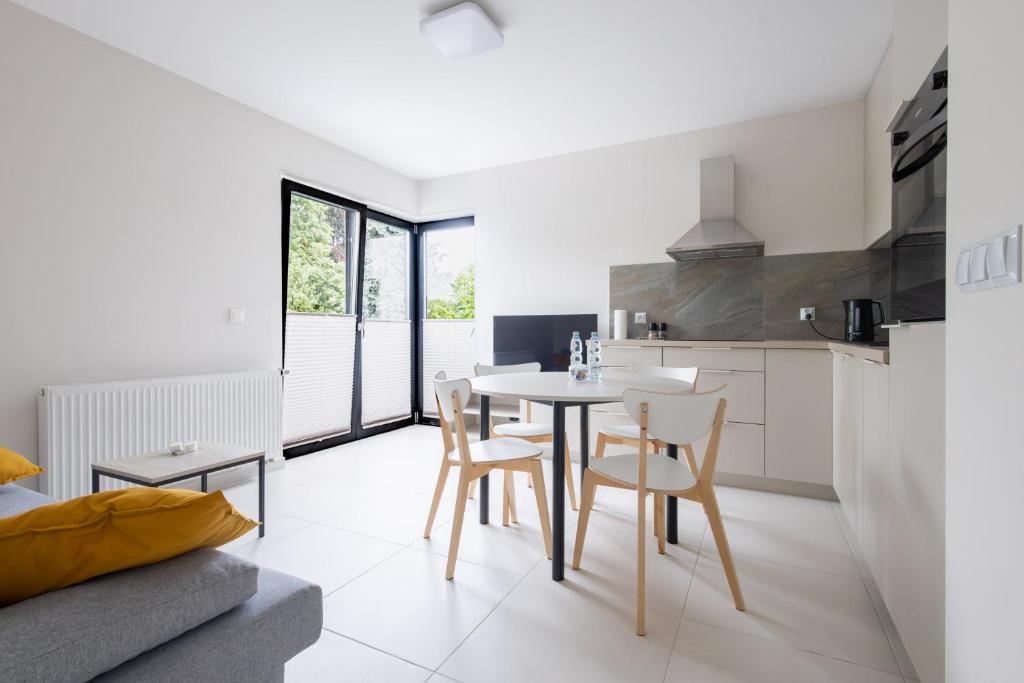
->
[658,322,667,340]
[648,322,659,340]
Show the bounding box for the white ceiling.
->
[14,0,893,179]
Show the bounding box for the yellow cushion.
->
[0,447,43,485]
[0,488,256,606]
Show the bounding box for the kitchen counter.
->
[601,338,889,364]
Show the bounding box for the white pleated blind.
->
[361,320,412,427]
[283,313,356,445]
[421,320,477,417]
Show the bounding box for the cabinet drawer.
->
[664,347,765,372]
[601,344,662,368]
[695,370,764,424]
[695,422,765,477]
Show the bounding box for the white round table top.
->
[470,370,693,403]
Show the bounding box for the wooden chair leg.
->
[563,434,578,511]
[446,471,473,580]
[468,478,477,500]
[424,459,451,538]
[528,460,553,559]
[507,470,519,523]
[636,490,647,636]
[527,472,533,488]
[502,470,511,526]
[595,432,607,458]
[683,444,700,477]
[702,487,745,611]
[572,470,598,569]
[654,493,666,554]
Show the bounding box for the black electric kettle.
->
[842,299,886,343]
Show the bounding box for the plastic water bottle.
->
[587,332,602,381]
[569,331,585,378]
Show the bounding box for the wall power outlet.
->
[799,307,816,321]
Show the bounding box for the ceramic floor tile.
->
[229,523,402,595]
[321,485,458,545]
[703,486,861,578]
[412,508,552,576]
[286,629,431,683]
[833,501,874,580]
[865,580,919,680]
[529,517,701,616]
[666,620,905,683]
[322,548,522,670]
[684,552,900,675]
[219,510,311,552]
[439,576,681,683]
[264,475,394,522]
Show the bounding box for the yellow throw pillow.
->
[0,488,257,606]
[0,447,43,485]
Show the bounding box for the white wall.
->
[419,100,866,362]
[0,1,417,479]
[945,1,1024,679]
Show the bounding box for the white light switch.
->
[987,236,1009,278]
[971,244,989,282]
[229,308,246,324]
[958,225,1021,292]
[634,312,647,324]
[956,250,972,286]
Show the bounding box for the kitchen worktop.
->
[601,338,889,363]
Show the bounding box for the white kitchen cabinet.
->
[663,347,764,372]
[765,350,833,485]
[859,359,890,585]
[833,351,864,533]
[695,422,765,478]
[694,369,764,424]
[601,344,662,368]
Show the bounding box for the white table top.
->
[91,443,264,484]
[470,370,693,403]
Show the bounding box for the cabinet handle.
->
[697,347,734,351]
[604,346,644,351]
[860,358,883,366]
[700,369,734,374]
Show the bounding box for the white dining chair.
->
[594,364,700,475]
[424,371,554,580]
[475,362,578,515]
[572,386,745,635]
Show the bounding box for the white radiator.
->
[39,370,283,500]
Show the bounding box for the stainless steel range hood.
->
[667,155,764,261]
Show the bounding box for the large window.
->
[419,219,476,417]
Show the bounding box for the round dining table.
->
[470,370,694,581]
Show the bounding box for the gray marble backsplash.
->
[610,250,891,341]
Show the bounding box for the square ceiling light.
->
[420,2,504,59]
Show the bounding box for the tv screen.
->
[492,314,599,371]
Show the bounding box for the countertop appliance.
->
[843,299,886,343]
[889,48,947,322]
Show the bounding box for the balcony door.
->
[281,180,415,456]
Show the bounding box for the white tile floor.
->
[214,425,919,683]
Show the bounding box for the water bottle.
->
[569,331,585,379]
[587,332,602,381]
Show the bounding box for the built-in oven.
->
[890,48,947,323]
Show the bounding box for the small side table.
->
[91,443,265,537]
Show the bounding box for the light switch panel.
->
[634,311,647,324]
[959,225,1021,292]
[229,308,246,324]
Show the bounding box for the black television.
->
[492,314,599,371]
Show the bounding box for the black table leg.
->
[258,457,265,538]
[666,443,679,544]
[579,404,589,479]
[200,473,208,492]
[479,394,490,525]
[91,469,100,494]
[551,401,566,581]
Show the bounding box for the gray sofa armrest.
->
[0,549,258,683]
[94,568,323,683]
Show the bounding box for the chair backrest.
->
[629,363,699,388]
[433,373,473,465]
[474,362,540,409]
[622,387,727,485]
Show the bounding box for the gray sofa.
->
[0,484,322,682]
